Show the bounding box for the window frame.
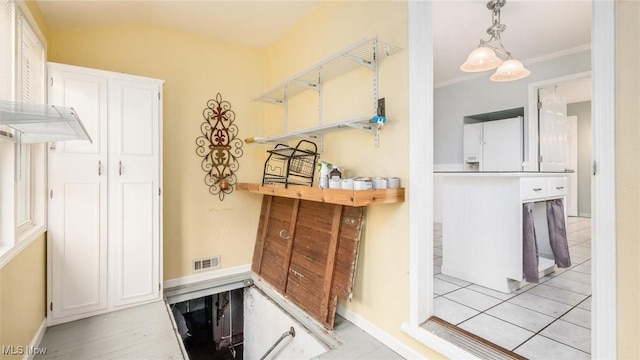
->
[0,0,48,266]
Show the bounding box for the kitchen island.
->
[436,171,568,293]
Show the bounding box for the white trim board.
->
[163,264,251,304]
[408,0,433,326]
[163,264,251,289]
[0,226,45,269]
[591,1,617,358]
[23,318,46,360]
[337,305,428,360]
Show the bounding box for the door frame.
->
[403,1,617,359]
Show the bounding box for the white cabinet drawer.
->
[549,177,568,197]
[521,178,549,201]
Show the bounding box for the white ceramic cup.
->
[387,177,400,188]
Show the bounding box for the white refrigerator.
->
[463,116,523,171]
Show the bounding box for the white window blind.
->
[17,8,44,105]
[15,8,44,227]
[0,0,15,102]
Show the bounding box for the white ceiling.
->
[35,0,592,86]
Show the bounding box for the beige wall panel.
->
[615,1,640,358]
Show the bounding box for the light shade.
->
[460,47,503,72]
[490,59,531,82]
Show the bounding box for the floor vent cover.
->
[193,256,221,272]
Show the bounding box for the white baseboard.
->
[401,323,479,360]
[163,264,251,289]
[336,304,427,360]
[23,318,47,360]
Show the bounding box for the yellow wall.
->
[0,235,46,360]
[264,1,439,358]
[615,1,640,358]
[48,25,266,280]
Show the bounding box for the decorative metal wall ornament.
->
[195,93,243,200]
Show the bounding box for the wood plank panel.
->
[251,197,365,329]
[333,207,364,294]
[280,199,300,292]
[251,195,271,274]
[320,205,343,322]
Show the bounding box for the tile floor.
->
[432,216,592,359]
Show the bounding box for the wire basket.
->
[262,140,319,188]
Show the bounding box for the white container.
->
[372,177,387,189]
[387,177,400,188]
[318,162,330,188]
[328,178,341,189]
[353,177,373,190]
[341,178,354,190]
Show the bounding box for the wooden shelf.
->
[237,182,404,207]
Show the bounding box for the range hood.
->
[0,100,92,144]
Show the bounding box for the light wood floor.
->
[35,300,185,360]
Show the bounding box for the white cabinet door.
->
[48,64,163,324]
[109,79,161,307]
[48,67,109,320]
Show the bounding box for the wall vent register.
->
[193,256,221,272]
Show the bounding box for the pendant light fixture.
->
[460,0,530,82]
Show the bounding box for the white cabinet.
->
[440,173,567,293]
[47,63,163,324]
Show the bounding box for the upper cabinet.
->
[249,36,401,149]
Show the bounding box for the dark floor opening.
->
[172,289,244,360]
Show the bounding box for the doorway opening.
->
[430,69,593,359]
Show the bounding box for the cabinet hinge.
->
[50,302,53,311]
[158,283,161,291]
[159,188,161,196]
[50,77,54,87]
[158,92,161,100]
[538,155,543,163]
[537,101,542,109]
[50,189,53,199]
[593,161,597,175]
